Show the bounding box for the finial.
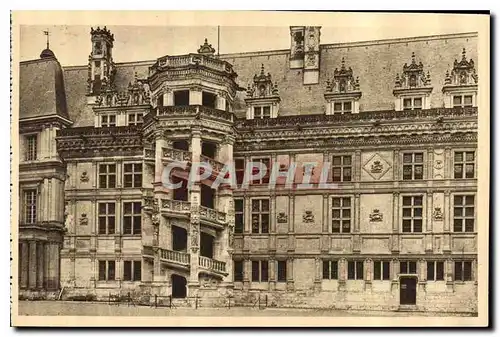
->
[462,48,467,60]
[341,57,345,69]
[260,64,265,75]
[43,29,50,49]
[411,52,416,64]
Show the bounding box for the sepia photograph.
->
[10,11,490,327]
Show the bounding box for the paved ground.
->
[17,301,476,317]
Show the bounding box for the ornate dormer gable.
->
[197,38,216,56]
[244,64,280,119]
[442,48,478,108]
[324,58,362,115]
[393,52,433,111]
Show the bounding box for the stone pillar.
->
[37,242,45,289]
[268,257,276,291]
[28,241,37,289]
[354,150,362,182]
[392,192,400,252]
[443,190,451,252]
[20,241,29,289]
[364,258,373,291]
[189,87,203,105]
[313,257,322,291]
[338,258,346,291]
[154,131,168,194]
[427,148,434,181]
[188,129,202,289]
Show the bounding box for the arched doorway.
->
[171,274,187,298]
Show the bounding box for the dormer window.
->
[442,49,478,108]
[245,64,280,119]
[128,113,143,126]
[324,58,361,115]
[101,114,116,127]
[253,106,271,119]
[333,101,352,115]
[453,95,473,108]
[393,52,432,111]
[403,97,422,111]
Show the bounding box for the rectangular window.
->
[403,97,423,110]
[427,261,444,281]
[101,114,116,127]
[400,261,417,274]
[235,158,245,186]
[123,261,141,281]
[123,163,142,188]
[24,189,37,224]
[331,197,351,233]
[233,261,243,282]
[333,101,352,114]
[454,261,473,281]
[373,261,391,280]
[332,155,352,182]
[347,261,364,280]
[251,260,268,282]
[127,113,143,126]
[454,151,475,179]
[174,90,190,106]
[322,260,339,280]
[25,134,37,161]
[98,260,116,281]
[234,199,244,234]
[202,91,217,109]
[99,164,116,188]
[98,202,115,235]
[254,106,271,119]
[453,95,473,108]
[251,157,271,184]
[402,196,423,233]
[453,195,475,232]
[251,199,269,234]
[402,152,424,180]
[277,261,287,282]
[123,202,142,235]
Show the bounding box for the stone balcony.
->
[198,256,228,276]
[159,248,191,269]
[156,105,233,123]
[199,205,227,228]
[160,199,191,219]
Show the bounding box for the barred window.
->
[331,197,351,233]
[233,260,244,282]
[453,195,475,232]
[373,261,391,280]
[254,106,271,119]
[25,134,37,161]
[24,189,37,224]
[400,261,417,274]
[124,163,142,188]
[454,151,475,179]
[101,114,116,127]
[277,261,287,282]
[332,155,352,182]
[123,261,141,281]
[402,196,423,233]
[454,261,473,281]
[98,203,115,235]
[322,260,338,280]
[234,199,244,234]
[98,260,115,281]
[251,199,269,234]
[127,113,143,126]
[123,202,142,235]
[402,153,424,180]
[347,261,364,280]
[453,95,473,108]
[403,97,422,110]
[427,261,444,281]
[251,260,268,282]
[99,164,116,188]
[333,101,352,114]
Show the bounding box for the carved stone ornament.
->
[363,153,392,180]
[95,72,151,107]
[80,213,89,225]
[433,207,443,221]
[246,64,280,99]
[303,210,315,223]
[151,199,160,226]
[394,52,432,89]
[277,212,288,223]
[369,209,383,222]
[326,57,360,94]
[80,171,90,183]
[197,38,216,56]
[370,160,384,174]
[444,48,478,86]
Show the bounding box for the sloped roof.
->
[54,31,478,126]
[19,57,69,120]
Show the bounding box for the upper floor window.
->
[24,189,37,224]
[235,158,245,186]
[277,260,287,282]
[98,202,115,235]
[453,95,473,108]
[373,261,391,280]
[251,260,269,282]
[233,260,244,282]
[251,199,269,234]
[322,260,338,280]
[333,101,352,114]
[402,152,423,180]
[402,195,423,233]
[331,197,351,233]
[454,261,473,281]
[332,155,352,182]
[403,97,422,110]
[347,261,364,280]
[454,151,475,179]
[234,199,244,234]
[99,164,116,188]
[24,134,37,161]
[400,260,417,274]
[251,157,270,184]
[453,195,475,232]
[123,202,142,235]
[174,90,189,106]
[427,261,444,281]
[202,91,217,108]
[101,114,116,127]
[98,260,115,281]
[123,260,141,281]
[253,106,271,119]
[123,163,142,188]
[127,113,143,126]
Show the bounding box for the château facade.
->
[18,26,479,313]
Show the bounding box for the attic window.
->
[101,114,116,127]
[403,97,422,111]
[453,95,473,108]
[333,101,352,115]
[253,106,271,119]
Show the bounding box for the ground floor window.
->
[347,261,364,280]
[454,261,473,281]
[322,260,338,280]
[251,260,268,282]
[98,260,116,281]
[233,260,244,282]
[277,261,287,282]
[427,261,445,281]
[373,261,391,280]
[123,260,141,281]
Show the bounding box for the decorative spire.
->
[197,38,216,56]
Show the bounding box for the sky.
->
[19,22,479,66]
